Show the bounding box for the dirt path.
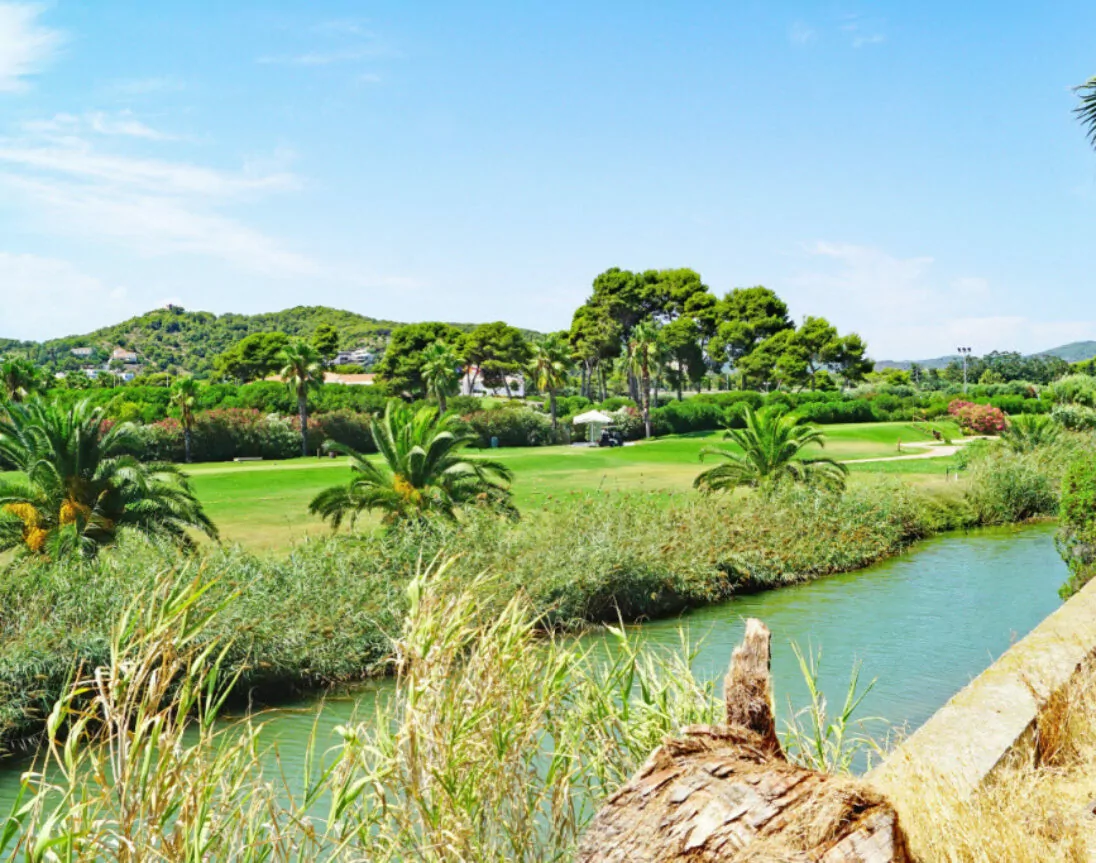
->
[843,436,991,465]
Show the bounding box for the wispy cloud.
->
[0,252,134,340]
[258,45,395,66]
[258,21,397,69]
[0,3,63,92]
[784,241,1092,358]
[841,14,886,48]
[311,19,371,37]
[0,121,319,277]
[21,111,175,141]
[788,21,816,46]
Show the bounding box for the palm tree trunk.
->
[549,390,557,430]
[298,392,309,457]
[183,425,192,463]
[438,388,448,414]
[642,362,651,439]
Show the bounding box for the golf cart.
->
[598,426,624,447]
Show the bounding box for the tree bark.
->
[183,425,192,464]
[549,390,557,431]
[438,388,447,415]
[576,619,910,863]
[641,361,651,439]
[298,392,308,457]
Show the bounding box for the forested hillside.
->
[4,306,503,377]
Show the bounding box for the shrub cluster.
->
[948,400,1008,434]
[116,408,377,462]
[457,406,557,448]
[1057,457,1096,597]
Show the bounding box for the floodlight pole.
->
[957,346,972,393]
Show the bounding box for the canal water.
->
[0,522,1068,804]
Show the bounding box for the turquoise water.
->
[0,522,1067,804]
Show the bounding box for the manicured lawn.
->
[184,420,967,549]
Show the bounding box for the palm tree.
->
[420,340,462,414]
[629,320,661,439]
[309,399,514,527]
[694,405,848,493]
[528,334,572,431]
[279,340,325,457]
[0,400,217,558]
[1001,413,1060,453]
[170,377,200,463]
[1,357,40,403]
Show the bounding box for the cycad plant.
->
[170,377,200,463]
[420,340,462,414]
[1000,413,1060,454]
[279,340,325,457]
[1,357,40,403]
[695,405,847,493]
[528,334,572,431]
[309,399,515,527]
[0,400,217,557]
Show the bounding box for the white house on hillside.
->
[460,366,525,398]
[334,347,374,366]
[112,347,139,363]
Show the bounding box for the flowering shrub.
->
[947,400,1008,435]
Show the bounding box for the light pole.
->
[957,346,972,393]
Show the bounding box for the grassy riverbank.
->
[0,480,951,752]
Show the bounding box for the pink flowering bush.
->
[948,400,1008,435]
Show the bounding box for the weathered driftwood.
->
[576,619,910,863]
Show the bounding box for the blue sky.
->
[0,1,1094,359]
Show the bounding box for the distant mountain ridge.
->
[0,305,544,378]
[875,340,1096,371]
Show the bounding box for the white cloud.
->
[0,121,318,277]
[312,19,371,37]
[784,241,1095,359]
[0,2,62,91]
[840,14,886,48]
[0,143,297,196]
[21,111,174,141]
[0,253,135,340]
[258,47,387,66]
[789,21,816,46]
[852,33,886,48]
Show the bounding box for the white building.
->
[70,347,94,358]
[460,366,525,398]
[334,347,374,366]
[112,347,139,363]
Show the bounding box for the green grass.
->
[182,420,966,549]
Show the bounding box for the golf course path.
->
[843,436,992,465]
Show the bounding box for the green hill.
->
[4,306,545,378]
[1032,341,1096,364]
[13,306,402,377]
[877,341,1096,371]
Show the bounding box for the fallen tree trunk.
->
[576,619,911,862]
